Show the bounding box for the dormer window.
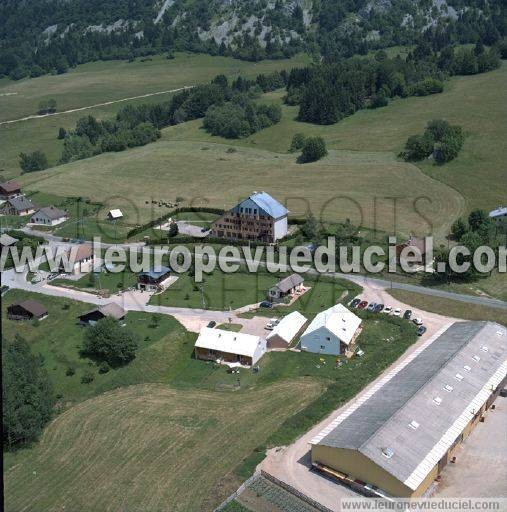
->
[463,365,471,372]
[472,355,480,362]
[408,420,420,430]
[433,396,442,405]
[455,373,464,381]
[481,346,489,352]
[444,385,453,393]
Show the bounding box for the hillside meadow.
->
[0,52,310,177]
[21,140,463,239]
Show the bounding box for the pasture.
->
[0,52,310,177]
[166,64,507,218]
[20,140,463,239]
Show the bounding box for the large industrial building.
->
[310,321,507,497]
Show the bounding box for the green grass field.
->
[20,140,463,239]
[0,53,310,122]
[3,381,322,512]
[2,288,417,511]
[0,53,310,178]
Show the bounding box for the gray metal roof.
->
[314,321,507,490]
[7,195,35,212]
[250,192,288,219]
[274,273,304,293]
[36,206,66,220]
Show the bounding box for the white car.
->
[383,306,392,314]
[265,318,278,330]
[393,308,402,316]
[413,317,423,326]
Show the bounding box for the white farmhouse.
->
[194,327,267,366]
[30,206,68,226]
[299,304,362,356]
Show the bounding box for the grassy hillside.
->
[0,52,310,122]
[3,381,322,512]
[0,52,310,177]
[165,64,507,216]
[21,140,463,238]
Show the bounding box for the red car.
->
[358,300,368,309]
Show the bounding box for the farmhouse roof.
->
[138,265,171,279]
[80,303,125,320]
[266,311,308,344]
[249,191,288,219]
[6,195,35,212]
[311,321,507,491]
[273,273,304,293]
[108,209,123,219]
[302,304,361,346]
[489,206,507,218]
[12,299,48,317]
[36,206,67,220]
[67,245,93,262]
[0,180,21,193]
[0,234,19,246]
[195,327,264,358]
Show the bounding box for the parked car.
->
[358,300,368,309]
[393,308,402,316]
[417,325,427,336]
[207,321,216,328]
[374,303,384,313]
[350,298,361,308]
[383,306,392,314]
[403,310,412,320]
[413,317,423,326]
[367,302,377,312]
[265,318,279,330]
[259,301,272,308]
[48,273,60,281]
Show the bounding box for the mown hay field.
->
[4,381,322,512]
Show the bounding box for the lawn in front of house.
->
[1,289,193,406]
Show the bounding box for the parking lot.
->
[435,394,507,498]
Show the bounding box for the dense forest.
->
[1,0,506,79]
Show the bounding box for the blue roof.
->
[138,265,171,279]
[249,191,288,219]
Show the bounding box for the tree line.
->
[1,0,505,80]
[21,71,289,168]
[284,42,501,126]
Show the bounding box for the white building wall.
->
[273,216,288,240]
[300,326,342,356]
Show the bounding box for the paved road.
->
[0,86,194,125]
[10,230,507,311]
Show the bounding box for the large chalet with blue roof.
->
[211,191,288,243]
